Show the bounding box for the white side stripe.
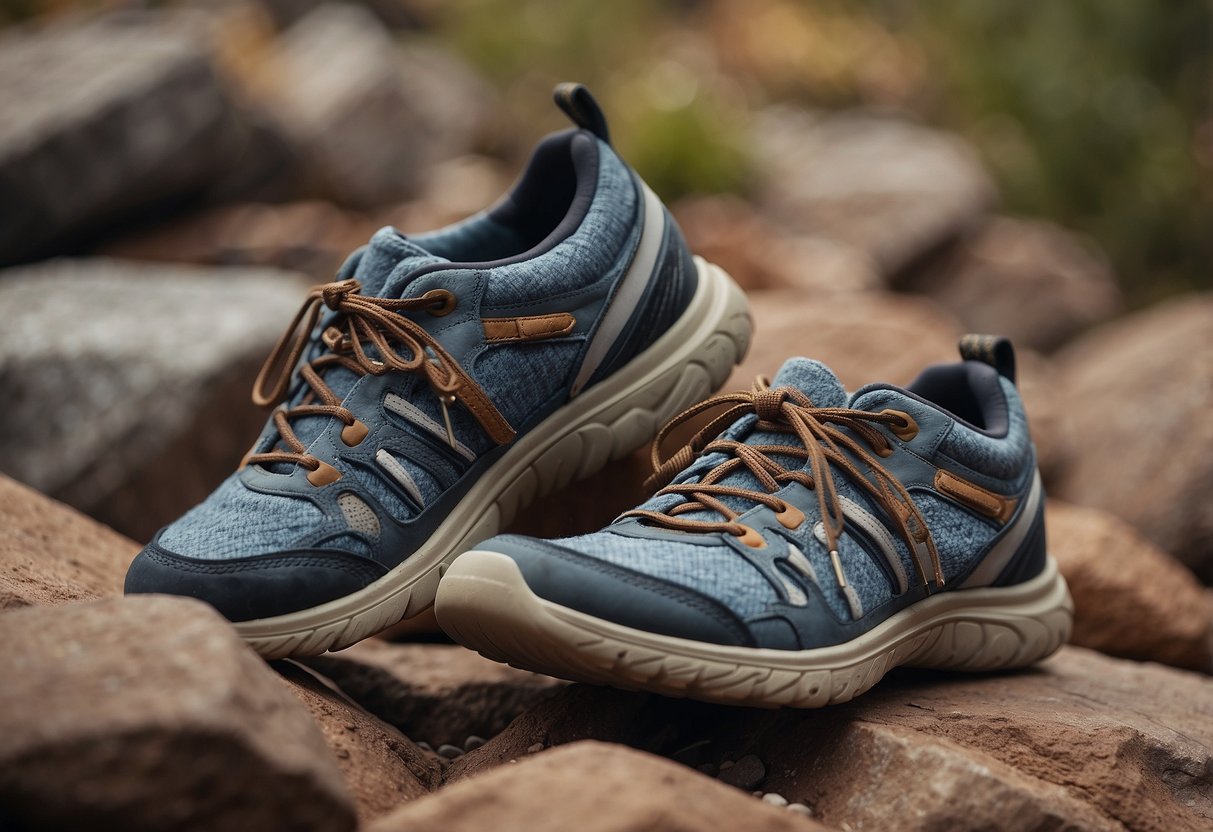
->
[374,449,425,507]
[570,182,667,396]
[958,471,1044,589]
[383,393,476,461]
[810,496,909,595]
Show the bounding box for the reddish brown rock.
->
[276,661,439,823]
[673,195,880,293]
[306,638,565,748]
[1048,500,1213,673]
[100,200,377,281]
[728,288,962,390]
[0,474,133,609]
[1054,294,1213,581]
[0,596,354,831]
[370,741,829,832]
[910,217,1123,351]
[449,648,1213,832]
[752,107,995,279]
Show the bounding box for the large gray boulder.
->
[0,258,305,541]
[0,14,259,264]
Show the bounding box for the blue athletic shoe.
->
[435,337,1073,707]
[124,84,752,658]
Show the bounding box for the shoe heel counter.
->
[582,170,699,388]
[992,476,1048,586]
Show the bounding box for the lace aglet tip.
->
[439,394,457,449]
[829,549,847,588]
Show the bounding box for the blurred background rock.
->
[3,5,1213,828]
[0,0,1210,580]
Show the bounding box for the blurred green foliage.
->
[890,2,1212,303]
[437,0,1211,302]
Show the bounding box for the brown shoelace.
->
[246,279,514,476]
[623,378,944,588]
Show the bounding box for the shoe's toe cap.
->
[467,535,755,648]
[124,538,387,623]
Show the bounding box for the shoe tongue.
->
[354,227,449,298]
[639,358,849,524]
[262,230,449,472]
[770,358,848,409]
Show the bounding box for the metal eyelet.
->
[422,289,457,317]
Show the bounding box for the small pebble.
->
[762,793,788,807]
[464,735,487,751]
[526,742,545,754]
[416,742,433,753]
[717,754,766,791]
[436,744,464,759]
[787,803,814,818]
[718,760,735,771]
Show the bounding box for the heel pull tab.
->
[553,82,611,145]
[958,334,1017,384]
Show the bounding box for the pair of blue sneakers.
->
[126,85,1072,708]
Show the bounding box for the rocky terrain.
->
[1,3,1211,831]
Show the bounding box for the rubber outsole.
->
[234,258,752,659]
[435,550,1074,709]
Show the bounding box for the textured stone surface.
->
[673,195,881,293]
[0,474,133,609]
[0,596,354,831]
[752,107,995,279]
[305,638,566,748]
[1054,293,1213,581]
[275,661,440,823]
[260,4,496,207]
[0,13,257,264]
[100,200,377,282]
[0,258,305,541]
[371,741,828,832]
[910,217,1123,351]
[728,288,962,390]
[1049,500,1213,673]
[448,648,1213,832]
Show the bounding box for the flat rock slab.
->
[448,647,1213,831]
[1049,499,1213,673]
[1054,293,1213,581]
[911,217,1123,351]
[0,474,134,608]
[306,639,566,748]
[0,258,305,541]
[275,661,440,823]
[751,107,995,279]
[0,595,354,831]
[369,740,829,832]
[0,13,253,264]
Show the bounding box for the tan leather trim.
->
[934,469,1017,524]
[483,313,575,343]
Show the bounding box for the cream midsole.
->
[440,549,1072,671]
[233,257,746,640]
